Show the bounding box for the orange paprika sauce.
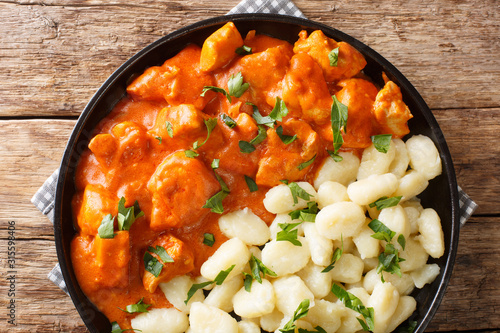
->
[71,22,412,329]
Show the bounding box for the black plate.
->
[54,13,460,333]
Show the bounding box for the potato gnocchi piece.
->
[263,182,317,214]
[314,152,360,188]
[261,238,310,276]
[329,253,364,284]
[406,134,442,180]
[259,308,284,332]
[237,320,261,333]
[393,170,429,202]
[316,181,350,209]
[357,140,396,180]
[204,274,244,313]
[315,201,366,240]
[377,205,411,240]
[159,275,205,314]
[200,237,250,281]
[218,208,270,246]
[189,302,239,333]
[367,282,400,333]
[303,222,333,266]
[410,263,441,289]
[399,236,429,273]
[385,296,417,333]
[272,275,315,317]
[415,208,445,258]
[233,278,276,318]
[389,138,410,178]
[347,173,399,206]
[363,269,415,296]
[297,261,334,299]
[352,219,381,259]
[130,308,189,333]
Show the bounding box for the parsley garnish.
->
[203,160,230,214]
[201,86,231,103]
[143,245,174,278]
[117,197,145,231]
[248,254,277,287]
[154,136,162,144]
[97,214,116,239]
[148,245,174,263]
[235,45,252,55]
[299,327,327,333]
[276,222,302,246]
[298,154,316,171]
[331,284,375,331]
[322,235,344,273]
[276,125,297,144]
[228,72,249,98]
[269,97,289,122]
[239,140,256,153]
[250,103,275,128]
[368,219,406,282]
[331,95,348,154]
[327,149,343,162]
[371,134,392,153]
[193,118,218,150]
[288,201,319,222]
[244,175,258,192]
[328,47,340,67]
[203,233,215,247]
[184,265,236,304]
[239,124,268,153]
[286,182,313,205]
[111,321,142,333]
[165,121,173,138]
[119,298,151,314]
[184,150,199,158]
[280,299,311,333]
[369,196,403,210]
[220,114,237,128]
[243,272,253,291]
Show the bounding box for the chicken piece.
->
[73,184,119,235]
[93,231,131,289]
[88,133,117,167]
[282,53,332,124]
[111,121,149,163]
[293,30,367,82]
[127,44,215,110]
[147,152,220,230]
[200,22,244,72]
[243,30,293,53]
[142,234,195,293]
[239,45,293,108]
[332,78,379,149]
[373,81,413,138]
[256,119,320,187]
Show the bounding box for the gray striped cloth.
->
[32,0,478,295]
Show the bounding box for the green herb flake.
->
[369,196,403,210]
[244,175,259,192]
[371,134,393,153]
[396,321,418,333]
[368,219,396,243]
[184,281,214,305]
[269,97,289,122]
[211,159,220,169]
[250,125,268,145]
[287,182,313,205]
[97,214,116,239]
[119,297,151,314]
[331,284,375,331]
[249,254,277,285]
[276,222,302,246]
[143,252,163,277]
[327,149,343,162]
[117,197,144,231]
[201,86,231,103]
[298,327,327,333]
[203,233,215,247]
[202,190,229,214]
[228,71,250,98]
[288,201,319,222]
[154,136,162,144]
[235,45,252,55]
[328,47,340,67]
[214,264,236,285]
[243,272,253,292]
[148,245,174,264]
[165,121,174,138]
[280,299,311,333]
[276,125,297,145]
[298,154,316,171]
[322,236,344,273]
[111,321,142,333]
[220,114,237,128]
[331,95,348,153]
[239,140,256,153]
[250,103,275,128]
[184,149,199,158]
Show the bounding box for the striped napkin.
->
[32,0,478,295]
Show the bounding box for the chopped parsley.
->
[201,86,231,103]
[165,121,174,138]
[235,45,252,55]
[202,160,230,214]
[248,254,277,286]
[154,136,162,144]
[184,265,235,304]
[276,222,302,246]
[118,298,151,314]
[239,140,256,153]
[97,214,116,239]
[117,197,145,231]
[276,125,297,144]
[220,114,237,128]
[269,97,289,122]
[328,47,340,67]
[331,284,375,331]
[371,134,392,153]
[331,95,348,154]
[288,201,319,222]
[203,233,215,247]
[369,196,403,210]
[322,236,344,273]
[244,175,258,192]
[298,154,316,171]
[227,71,249,98]
[280,299,312,333]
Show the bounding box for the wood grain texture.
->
[0,0,498,117]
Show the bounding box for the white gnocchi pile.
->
[131,134,445,333]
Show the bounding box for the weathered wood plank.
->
[0,0,498,117]
[0,217,497,332]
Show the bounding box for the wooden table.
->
[0,0,498,332]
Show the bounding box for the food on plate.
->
[71,21,444,333]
